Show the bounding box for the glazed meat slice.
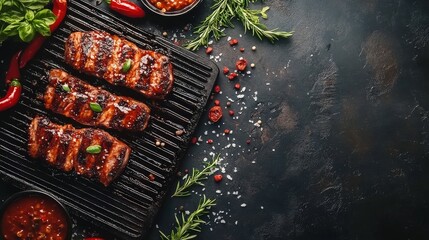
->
[64,31,174,99]
[44,69,151,132]
[28,116,131,186]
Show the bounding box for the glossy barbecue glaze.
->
[64,31,174,99]
[28,116,131,186]
[44,69,151,132]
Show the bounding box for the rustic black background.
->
[1,0,429,239]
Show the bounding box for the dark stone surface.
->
[1,0,429,239]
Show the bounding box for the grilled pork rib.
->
[64,31,174,99]
[44,69,150,132]
[28,116,131,186]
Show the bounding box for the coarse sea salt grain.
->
[226,175,233,180]
[240,203,247,207]
[216,190,221,194]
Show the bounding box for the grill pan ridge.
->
[0,0,218,239]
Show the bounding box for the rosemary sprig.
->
[172,154,220,197]
[160,195,216,240]
[185,0,293,51]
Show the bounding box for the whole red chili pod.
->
[19,0,68,68]
[208,106,223,123]
[0,79,22,112]
[106,0,145,18]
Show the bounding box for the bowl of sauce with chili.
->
[1,190,71,240]
[141,0,201,16]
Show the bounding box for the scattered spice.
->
[224,129,230,134]
[229,38,238,46]
[148,174,155,181]
[205,47,213,54]
[162,31,168,37]
[191,137,197,144]
[239,47,245,52]
[214,100,220,106]
[155,140,161,146]
[228,110,235,116]
[234,83,241,90]
[236,59,247,71]
[214,174,223,182]
[208,106,223,123]
[251,46,256,51]
[223,66,229,74]
[250,63,255,68]
[228,72,238,80]
[226,101,231,107]
[246,139,251,144]
[207,139,213,144]
[214,85,221,93]
[161,142,166,147]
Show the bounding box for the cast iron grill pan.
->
[0,0,218,239]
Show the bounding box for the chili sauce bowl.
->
[0,190,72,240]
[140,0,202,16]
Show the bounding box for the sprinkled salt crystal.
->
[240,203,247,207]
[237,94,245,99]
[185,210,190,215]
[235,221,238,225]
[246,71,251,75]
[208,40,213,44]
[227,36,232,41]
[266,83,271,85]
[232,143,236,147]
[220,219,226,224]
[261,206,264,209]
[240,87,246,92]
[237,195,241,199]
[272,148,276,152]
[233,191,238,195]
[216,190,221,194]
[226,175,233,180]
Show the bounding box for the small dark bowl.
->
[0,190,72,240]
[140,0,202,16]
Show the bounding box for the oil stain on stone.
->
[362,31,399,103]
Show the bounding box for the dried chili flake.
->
[207,139,214,144]
[229,38,238,46]
[214,85,221,93]
[214,99,220,106]
[236,59,247,71]
[214,174,223,182]
[191,137,198,144]
[224,129,230,134]
[234,83,241,90]
[223,66,230,74]
[148,174,155,181]
[228,72,238,80]
[206,47,213,54]
[208,106,223,122]
[228,110,235,116]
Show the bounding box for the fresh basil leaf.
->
[19,0,50,11]
[32,19,50,36]
[25,10,35,21]
[18,21,35,42]
[4,0,25,12]
[34,9,56,25]
[0,10,24,23]
[2,21,20,36]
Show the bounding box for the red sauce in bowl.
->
[1,192,69,240]
[148,0,197,12]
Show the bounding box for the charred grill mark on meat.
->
[44,69,151,132]
[64,31,174,99]
[28,116,131,186]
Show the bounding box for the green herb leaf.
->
[260,6,269,19]
[20,0,50,10]
[121,59,132,73]
[86,145,102,154]
[4,0,26,12]
[0,10,24,23]
[2,21,20,37]
[62,84,70,92]
[25,10,34,21]
[34,9,56,25]
[89,102,103,113]
[0,0,5,12]
[160,195,216,240]
[172,154,220,197]
[32,19,50,36]
[18,21,35,42]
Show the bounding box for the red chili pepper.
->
[0,52,22,112]
[106,0,145,18]
[208,106,223,123]
[236,59,247,71]
[214,174,223,182]
[20,0,67,68]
